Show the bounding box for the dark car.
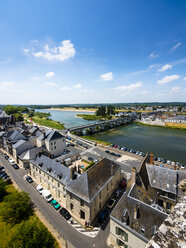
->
[0,166,5,172]
[98,209,109,223]
[1,174,9,180]
[153,156,158,161]
[0,171,7,178]
[105,150,110,154]
[12,163,19,169]
[3,154,9,160]
[59,208,71,220]
[115,153,121,157]
[26,176,33,183]
[88,157,94,161]
[162,159,167,164]
[142,153,146,157]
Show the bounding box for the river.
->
[35,109,186,164]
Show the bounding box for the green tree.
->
[7,219,57,248]
[106,105,115,115]
[0,191,32,224]
[0,178,6,200]
[178,105,182,112]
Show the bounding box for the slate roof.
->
[111,184,168,241]
[30,155,72,186]
[146,164,186,195]
[66,158,121,203]
[12,139,26,149]
[45,130,64,141]
[37,129,52,141]
[8,130,26,143]
[19,147,45,161]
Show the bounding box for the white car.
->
[36,185,44,194]
[171,161,175,166]
[167,160,171,165]
[9,159,15,165]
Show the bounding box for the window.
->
[70,203,73,210]
[51,142,53,145]
[58,191,60,198]
[48,176,49,180]
[36,168,38,171]
[54,141,56,145]
[166,202,172,210]
[80,199,84,207]
[39,170,41,174]
[52,179,53,183]
[116,238,128,248]
[137,208,140,219]
[70,193,73,200]
[58,183,60,188]
[54,146,56,149]
[80,210,85,219]
[99,202,101,209]
[116,227,128,241]
[107,185,109,191]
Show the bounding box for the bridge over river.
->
[69,116,135,135]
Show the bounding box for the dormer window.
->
[141,227,145,235]
[47,167,52,173]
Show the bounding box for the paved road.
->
[0,154,110,248]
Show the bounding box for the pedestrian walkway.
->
[67,218,100,237]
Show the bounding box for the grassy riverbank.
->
[135,120,186,130]
[31,116,65,129]
[77,114,113,121]
[81,135,111,146]
[0,184,58,248]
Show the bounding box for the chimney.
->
[111,164,114,176]
[149,153,154,165]
[70,167,75,180]
[131,167,136,184]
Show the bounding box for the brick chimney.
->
[149,153,154,165]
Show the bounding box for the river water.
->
[35,109,186,164]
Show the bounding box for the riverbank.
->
[81,135,111,146]
[29,116,65,130]
[135,120,186,130]
[45,107,95,113]
[77,114,112,121]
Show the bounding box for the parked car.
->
[167,160,171,165]
[0,166,5,172]
[51,199,61,210]
[4,154,9,160]
[142,153,146,157]
[1,174,9,180]
[114,189,122,199]
[12,163,19,169]
[26,176,33,183]
[160,164,164,168]
[136,151,140,155]
[115,153,121,157]
[153,156,158,161]
[107,198,116,209]
[139,152,143,156]
[88,156,94,161]
[0,172,7,178]
[158,157,162,162]
[119,178,127,189]
[59,208,71,220]
[36,185,44,194]
[129,149,133,153]
[42,189,53,202]
[98,209,109,223]
[105,150,110,154]
[113,145,117,148]
[180,164,185,170]
[162,159,167,164]
[171,161,175,166]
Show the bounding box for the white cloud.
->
[60,86,71,91]
[100,72,113,81]
[183,77,186,80]
[158,64,172,72]
[33,40,75,62]
[115,81,142,91]
[46,72,55,78]
[170,86,181,93]
[141,90,148,95]
[24,48,30,54]
[73,83,82,89]
[169,42,181,53]
[157,75,180,84]
[0,81,14,90]
[149,52,158,59]
[43,82,57,87]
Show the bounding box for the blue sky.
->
[0,0,186,104]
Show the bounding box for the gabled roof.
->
[19,147,45,161]
[30,155,72,186]
[66,158,121,203]
[8,130,26,143]
[12,139,26,149]
[45,130,64,141]
[37,129,52,141]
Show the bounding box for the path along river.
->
[36,109,186,164]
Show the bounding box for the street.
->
[0,154,110,248]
